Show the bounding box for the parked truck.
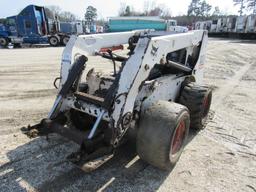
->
[0,5,49,47]
[194,15,256,39]
[107,17,188,33]
[47,18,84,46]
[0,5,83,48]
[245,15,256,33]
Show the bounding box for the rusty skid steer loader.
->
[24,30,212,171]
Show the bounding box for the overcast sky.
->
[0,0,239,19]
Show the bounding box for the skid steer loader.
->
[24,30,212,171]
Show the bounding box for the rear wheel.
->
[0,37,8,47]
[49,36,59,47]
[137,101,190,170]
[62,36,70,46]
[179,82,212,130]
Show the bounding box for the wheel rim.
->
[171,120,186,155]
[50,38,58,45]
[63,37,69,45]
[0,38,6,46]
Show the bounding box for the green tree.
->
[247,0,256,14]
[59,11,77,22]
[187,0,201,16]
[85,6,97,24]
[119,3,127,16]
[187,0,212,17]
[200,0,212,17]
[119,5,137,16]
[125,6,131,16]
[148,7,163,16]
[45,6,77,22]
[119,1,171,17]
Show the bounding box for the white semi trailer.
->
[245,15,256,33]
[195,15,256,39]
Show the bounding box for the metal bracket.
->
[88,110,106,139]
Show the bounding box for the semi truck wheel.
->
[179,82,212,130]
[62,36,70,46]
[0,37,8,47]
[137,101,190,170]
[49,36,59,47]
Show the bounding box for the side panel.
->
[109,19,166,32]
[192,31,208,84]
[138,75,186,112]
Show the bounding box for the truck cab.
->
[14,5,49,44]
[168,20,188,33]
[0,18,23,47]
[0,5,49,47]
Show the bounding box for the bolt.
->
[144,64,150,71]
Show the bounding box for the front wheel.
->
[137,101,190,170]
[0,37,8,47]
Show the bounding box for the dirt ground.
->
[0,39,256,192]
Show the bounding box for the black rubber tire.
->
[61,36,70,46]
[0,37,8,47]
[137,101,190,170]
[49,36,59,47]
[179,82,212,130]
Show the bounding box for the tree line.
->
[116,0,256,26]
[45,0,256,27]
[45,6,78,22]
[234,0,256,15]
[118,1,171,19]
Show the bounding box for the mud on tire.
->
[179,82,212,130]
[136,101,190,170]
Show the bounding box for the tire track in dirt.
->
[206,57,256,158]
[212,61,254,109]
[0,89,57,101]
